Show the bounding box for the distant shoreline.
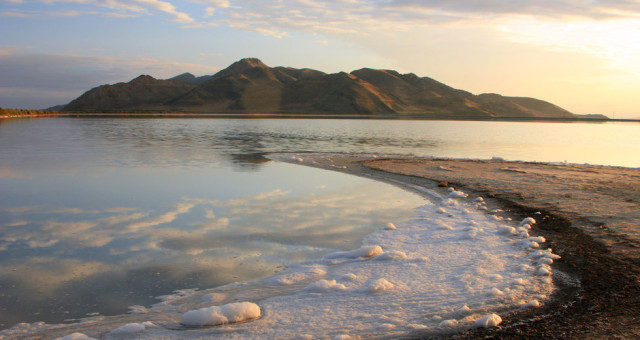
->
[3,111,636,122]
[0,110,62,119]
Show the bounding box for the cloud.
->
[0,166,26,179]
[0,182,420,269]
[135,0,195,23]
[0,180,427,319]
[0,257,116,293]
[195,0,230,18]
[2,206,39,213]
[5,0,637,67]
[125,203,195,231]
[0,11,35,17]
[5,0,639,36]
[195,0,640,74]
[380,0,640,21]
[8,10,101,17]
[175,0,638,116]
[2,0,195,23]
[0,202,193,250]
[195,0,640,40]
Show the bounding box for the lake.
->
[0,117,638,332]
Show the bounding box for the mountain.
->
[45,104,67,111]
[170,72,213,85]
[64,75,197,112]
[61,58,604,119]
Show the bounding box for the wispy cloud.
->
[188,0,640,73]
[194,0,640,39]
[0,166,26,179]
[0,257,116,292]
[192,0,230,18]
[5,1,640,31]
[2,0,195,23]
[0,11,35,17]
[5,1,638,41]
[1,9,101,17]
[125,202,195,231]
[379,0,640,21]
[135,0,195,23]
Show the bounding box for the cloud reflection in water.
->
[0,175,426,327]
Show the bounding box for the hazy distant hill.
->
[62,58,605,119]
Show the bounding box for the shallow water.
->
[0,118,432,328]
[0,117,637,330]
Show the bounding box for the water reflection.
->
[67,118,443,170]
[1,117,639,329]
[228,153,271,171]
[0,162,426,327]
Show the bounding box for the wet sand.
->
[280,153,640,339]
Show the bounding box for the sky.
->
[1,0,639,118]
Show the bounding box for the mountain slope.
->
[475,94,575,118]
[62,58,594,118]
[64,75,196,112]
[167,58,293,112]
[170,73,213,85]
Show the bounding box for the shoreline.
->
[0,113,62,119]
[3,112,637,123]
[285,153,640,338]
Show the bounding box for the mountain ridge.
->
[61,58,607,119]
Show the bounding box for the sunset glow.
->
[1,0,639,118]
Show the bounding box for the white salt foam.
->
[473,313,502,328]
[181,302,261,327]
[55,333,97,340]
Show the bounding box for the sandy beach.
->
[289,153,640,339]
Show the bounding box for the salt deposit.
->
[55,333,97,340]
[520,217,536,226]
[472,313,502,328]
[109,323,147,335]
[305,279,347,292]
[1,158,560,339]
[521,300,541,308]
[324,245,384,259]
[180,302,261,327]
[366,278,396,293]
[439,319,459,328]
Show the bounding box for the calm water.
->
[0,117,638,328]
